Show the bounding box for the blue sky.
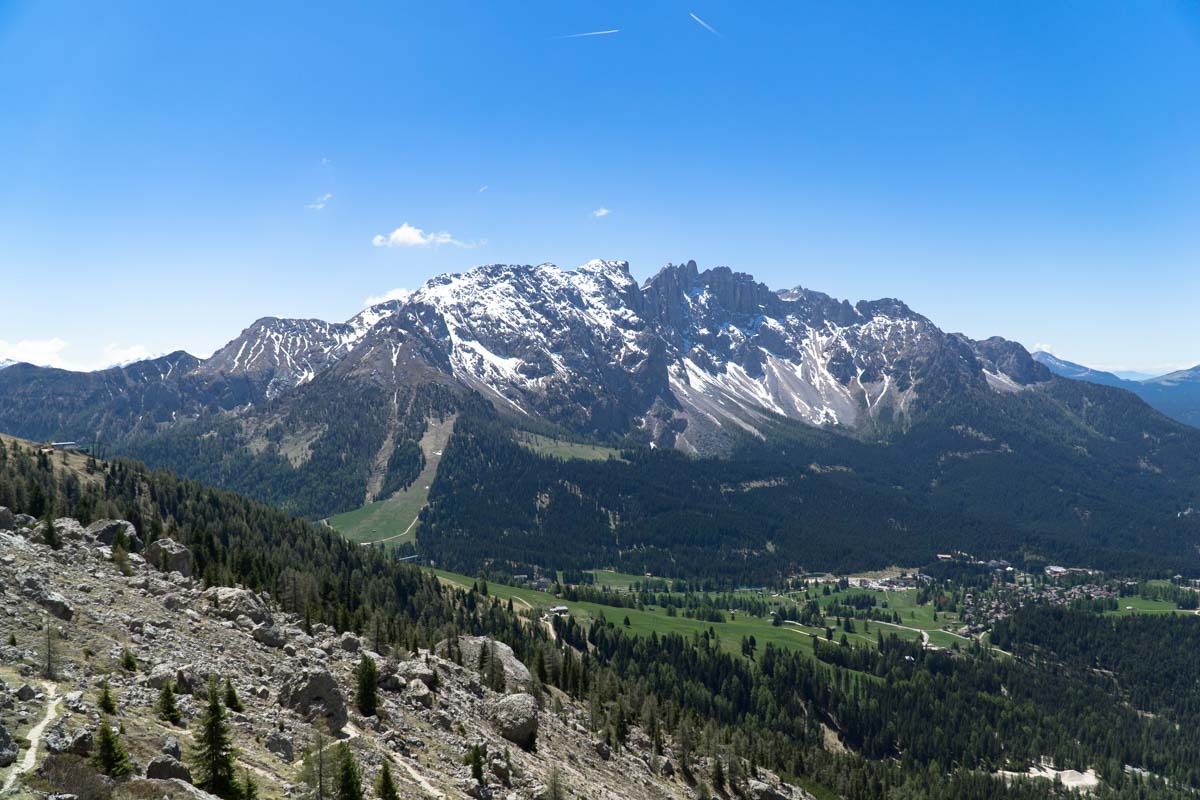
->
[2,1,1198,373]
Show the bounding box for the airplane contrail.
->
[560,29,620,39]
[689,13,720,36]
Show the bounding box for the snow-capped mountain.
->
[0,359,15,370]
[0,259,1063,452]
[328,259,1052,449]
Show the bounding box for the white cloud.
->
[478,185,488,193]
[0,337,73,369]
[364,288,412,307]
[689,12,720,36]
[371,222,480,248]
[102,342,156,368]
[592,207,611,218]
[306,192,333,210]
[1032,342,1054,354]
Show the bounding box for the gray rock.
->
[64,690,87,712]
[396,659,437,689]
[85,519,143,551]
[0,723,18,767]
[45,721,93,755]
[146,756,193,782]
[19,575,74,621]
[43,518,86,542]
[16,683,35,701]
[339,632,360,652]
[202,587,272,625]
[266,730,294,763]
[435,636,531,692]
[0,507,14,531]
[144,538,192,577]
[488,693,538,749]
[746,779,788,800]
[162,735,182,759]
[277,667,347,731]
[406,678,433,708]
[593,739,611,760]
[252,623,286,648]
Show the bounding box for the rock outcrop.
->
[277,667,348,731]
[144,537,192,577]
[489,693,539,749]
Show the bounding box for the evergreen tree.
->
[355,655,378,717]
[192,679,239,800]
[375,760,399,800]
[120,648,137,671]
[224,677,244,712]
[98,681,117,715]
[334,743,363,800]
[241,771,259,800]
[158,681,183,725]
[93,717,133,778]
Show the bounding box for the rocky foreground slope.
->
[0,510,806,800]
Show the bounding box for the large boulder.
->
[0,507,15,531]
[277,667,347,731]
[383,659,436,691]
[251,623,287,648]
[202,587,272,625]
[745,779,788,800]
[50,517,87,541]
[144,538,192,577]
[406,678,433,708]
[45,721,93,755]
[146,756,194,782]
[434,636,531,692]
[0,723,17,767]
[85,519,143,551]
[19,574,74,621]
[265,731,294,763]
[488,693,538,749]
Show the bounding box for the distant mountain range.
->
[1,259,1199,576]
[1032,351,1200,427]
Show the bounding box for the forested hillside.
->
[3,434,1199,798]
[418,378,1200,581]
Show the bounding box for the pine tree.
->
[224,678,244,713]
[241,771,259,800]
[98,681,117,714]
[120,648,137,671]
[465,744,484,784]
[42,514,60,550]
[158,682,183,725]
[375,760,399,800]
[191,679,239,799]
[334,743,363,800]
[93,717,133,778]
[355,655,378,717]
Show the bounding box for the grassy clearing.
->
[515,432,624,462]
[432,569,899,658]
[1107,595,1181,616]
[328,417,455,546]
[587,569,648,591]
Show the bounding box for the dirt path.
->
[2,681,60,792]
[365,514,420,545]
[393,755,444,798]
